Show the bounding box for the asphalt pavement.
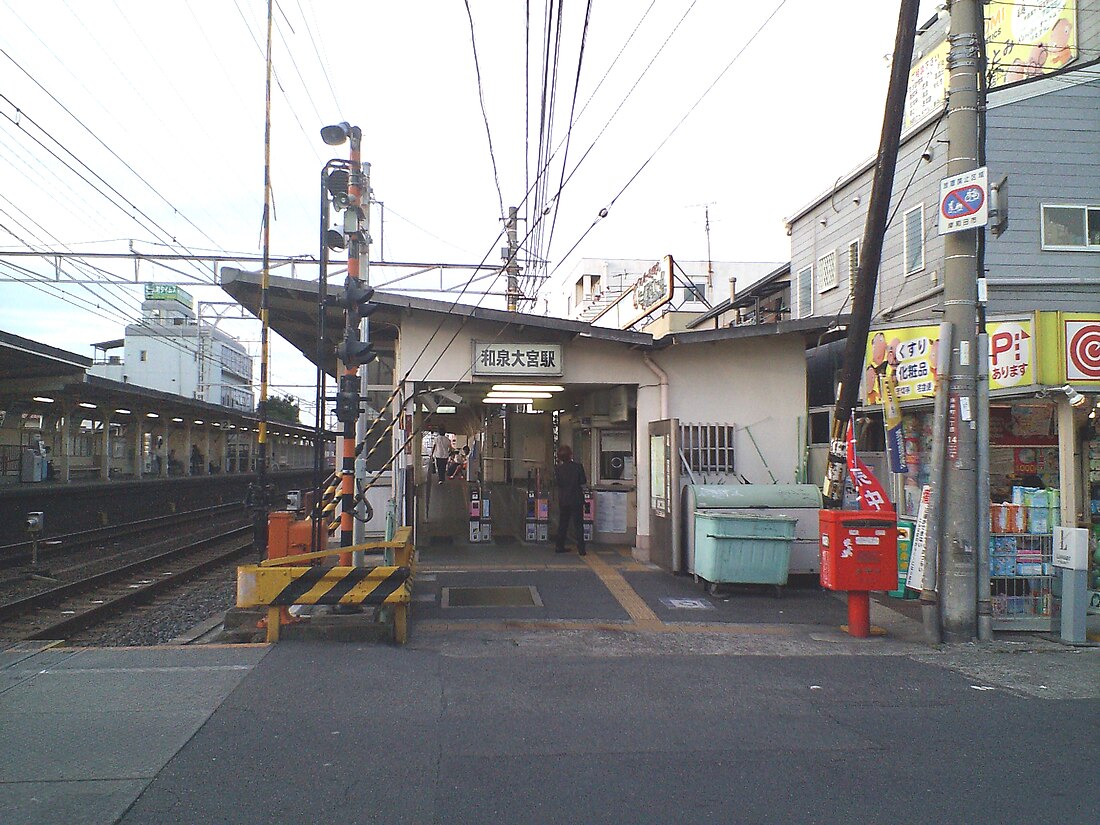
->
[3,540,1098,824]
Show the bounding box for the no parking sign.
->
[939,167,988,234]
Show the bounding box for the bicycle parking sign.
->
[939,166,988,234]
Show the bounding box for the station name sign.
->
[472,341,563,376]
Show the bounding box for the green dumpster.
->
[693,511,797,586]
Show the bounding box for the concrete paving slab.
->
[0,645,268,825]
[0,779,148,825]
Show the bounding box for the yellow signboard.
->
[862,319,1034,405]
[986,0,1077,87]
[903,1,1077,129]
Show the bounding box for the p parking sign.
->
[939,167,988,234]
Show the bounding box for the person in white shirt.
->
[431,428,451,484]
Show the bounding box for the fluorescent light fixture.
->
[435,405,457,414]
[492,385,567,393]
[194,420,204,425]
[146,412,159,418]
[32,396,54,403]
[78,402,97,409]
[115,408,131,415]
[486,392,552,399]
[484,396,535,405]
[172,417,184,423]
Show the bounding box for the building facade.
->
[785,0,1100,625]
[90,284,254,411]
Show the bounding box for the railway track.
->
[0,526,252,643]
[0,503,242,570]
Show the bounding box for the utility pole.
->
[505,206,521,312]
[822,0,920,507]
[938,0,984,641]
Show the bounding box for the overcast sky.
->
[0,0,940,412]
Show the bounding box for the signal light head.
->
[325,229,346,251]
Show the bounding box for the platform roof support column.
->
[159,421,169,478]
[203,427,212,474]
[58,402,72,483]
[100,410,112,481]
[133,414,144,479]
[221,430,229,474]
[184,423,193,476]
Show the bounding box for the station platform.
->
[5,539,1097,825]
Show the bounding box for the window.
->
[676,280,707,305]
[796,265,813,318]
[598,429,634,482]
[680,423,736,475]
[903,204,924,274]
[139,350,147,362]
[817,251,838,293]
[1041,204,1100,249]
[847,240,860,294]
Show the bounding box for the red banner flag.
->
[846,420,893,512]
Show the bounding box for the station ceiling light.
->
[146,412,159,418]
[172,417,184,423]
[194,420,204,425]
[32,396,54,403]
[115,408,131,415]
[484,397,535,405]
[485,391,552,400]
[491,384,564,393]
[78,402,97,409]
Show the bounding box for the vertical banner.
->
[906,485,933,590]
[846,421,893,512]
[881,370,907,474]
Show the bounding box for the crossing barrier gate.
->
[237,526,415,644]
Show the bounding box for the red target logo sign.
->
[1066,321,1100,380]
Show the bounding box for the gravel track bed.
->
[66,560,242,647]
[0,513,248,603]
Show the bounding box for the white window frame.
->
[1041,204,1100,251]
[846,240,860,294]
[903,204,925,275]
[817,250,838,293]
[796,265,813,318]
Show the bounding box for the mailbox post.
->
[819,510,898,637]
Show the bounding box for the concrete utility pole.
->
[505,206,521,312]
[938,0,984,641]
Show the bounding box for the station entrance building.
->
[223,269,839,570]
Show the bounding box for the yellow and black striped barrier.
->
[237,527,415,644]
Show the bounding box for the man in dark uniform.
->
[554,445,587,556]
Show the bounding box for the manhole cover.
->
[658,597,715,610]
[442,586,543,608]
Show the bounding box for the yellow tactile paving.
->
[581,550,662,629]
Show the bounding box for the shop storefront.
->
[862,312,1100,628]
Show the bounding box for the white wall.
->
[393,313,810,555]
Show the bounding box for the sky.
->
[0,0,941,415]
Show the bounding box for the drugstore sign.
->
[862,318,1033,405]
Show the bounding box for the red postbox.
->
[819,510,898,637]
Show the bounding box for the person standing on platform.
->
[431,428,451,485]
[554,444,587,556]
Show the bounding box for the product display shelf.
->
[990,532,1054,631]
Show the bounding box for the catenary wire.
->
[463,0,505,221]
